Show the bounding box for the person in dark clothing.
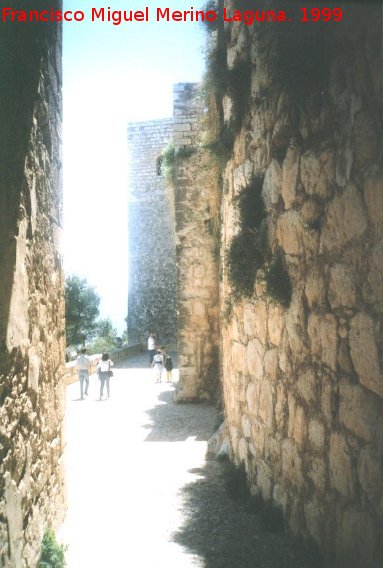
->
[164,353,173,383]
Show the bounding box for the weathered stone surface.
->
[262,159,281,211]
[349,312,383,398]
[277,211,318,256]
[329,264,357,309]
[366,238,383,309]
[300,149,334,199]
[285,293,308,362]
[329,432,354,496]
[1,19,66,566]
[281,147,300,209]
[304,497,323,543]
[357,446,383,499]
[363,173,383,239]
[300,198,323,228]
[352,110,378,170]
[232,342,248,375]
[336,508,377,568]
[244,302,267,343]
[308,313,338,371]
[337,339,354,374]
[308,457,327,492]
[281,439,304,488]
[296,368,317,406]
[268,304,285,346]
[256,460,272,499]
[320,184,368,253]
[288,395,306,447]
[246,339,264,380]
[339,379,382,442]
[305,266,326,308]
[308,419,325,452]
[258,382,274,427]
[263,348,279,382]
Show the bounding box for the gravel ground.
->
[62,351,323,568]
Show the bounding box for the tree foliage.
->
[88,317,118,354]
[65,275,100,346]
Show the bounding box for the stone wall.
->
[215,3,383,566]
[172,84,221,401]
[0,6,66,567]
[127,118,176,347]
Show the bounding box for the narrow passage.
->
[61,352,321,568]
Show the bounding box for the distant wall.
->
[127,119,176,347]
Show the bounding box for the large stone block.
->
[305,265,326,308]
[268,304,285,346]
[329,432,355,497]
[329,264,357,309]
[357,446,383,499]
[281,439,304,488]
[296,368,317,406]
[339,379,382,442]
[308,456,327,492]
[320,184,368,253]
[262,159,281,211]
[258,381,274,427]
[308,313,338,371]
[285,292,308,362]
[243,302,267,343]
[281,146,300,209]
[264,348,279,382]
[349,312,383,398]
[246,338,264,380]
[288,395,306,447]
[300,148,334,199]
[232,341,248,375]
[277,210,318,256]
[308,419,325,452]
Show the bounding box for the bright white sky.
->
[63,0,206,333]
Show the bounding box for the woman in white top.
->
[97,353,114,400]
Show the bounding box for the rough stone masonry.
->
[169,2,383,566]
[0,5,66,567]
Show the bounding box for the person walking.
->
[97,353,114,400]
[164,352,174,383]
[152,350,164,383]
[147,332,156,365]
[76,348,91,399]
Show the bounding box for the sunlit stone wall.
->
[217,2,383,566]
[0,6,66,567]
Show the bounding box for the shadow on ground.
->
[144,389,218,442]
[172,458,324,568]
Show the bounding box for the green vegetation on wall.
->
[225,176,292,309]
[226,175,267,299]
[38,529,66,568]
[265,251,292,307]
[160,142,196,183]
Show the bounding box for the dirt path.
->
[60,352,322,568]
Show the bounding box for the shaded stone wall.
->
[172,84,221,401]
[0,5,66,567]
[216,3,383,566]
[127,119,176,346]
